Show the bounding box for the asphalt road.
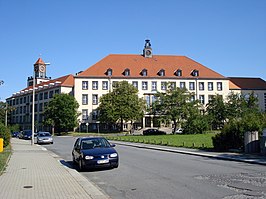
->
[43,136,266,199]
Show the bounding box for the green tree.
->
[206,95,227,130]
[0,102,6,124]
[44,94,79,134]
[152,85,199,134]
[97,81,145,132]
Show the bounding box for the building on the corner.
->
[5,40,266,132]
[6,58,74,131]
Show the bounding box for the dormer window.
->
[158,69,165,76]
[141,69,148,76]
[124,68,130,76]
[175,69,182,76]
[106,68,112,76]
[191,69,199,77]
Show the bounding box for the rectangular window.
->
[39,93,43,100]
[92,81,98,90]
[82,81,88,90]
[49,90,54,98]
[217,82,223,91]
[20,98,23,104]
[145,95,150,108]
[180,82,186,89]
[208,82,213,91]
[152,81,157,91]
[82,94,88,105]
[132,81,138,89]
[170,82,176,89]
[82,109,88,120]
[161,82,167,90]
[55,89,60,94]
[142,81,148,90]
[92,94,98,105]
[39,103,43,112]
[199,82,204,91]
[189,82,195,90]
[199,95,205,104]
[191,95,195,102]
[92,110,98,120]
[208,95,214,103]
[102,81,108,90]
[23,97,26,103]
[44,92,48,100]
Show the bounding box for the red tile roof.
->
[18,75,74,94]
[34,58,45,65]
[77,54,225,79]
[229,77,266,90]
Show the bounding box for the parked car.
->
[174,128,183,134]
[11,131,20,138]
[37,132,53,144]
[72,137,119,171]
[19,130,33,140]
[143,128,166,135]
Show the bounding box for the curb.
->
[112,141,266,166]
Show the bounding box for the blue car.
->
[72,137,119,171]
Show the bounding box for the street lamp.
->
[86,122,89,133]
[31,68,36,145]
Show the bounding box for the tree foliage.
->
[97,81,145,132]
[44,94,79,133]
[152,85,199,134]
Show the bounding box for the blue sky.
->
[0,0,265,101]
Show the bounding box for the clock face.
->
[146,50,151,56]
[40,65,45,72]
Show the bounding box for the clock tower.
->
[27,58,50,87]
[143,39,152,58]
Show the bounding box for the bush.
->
[0,123,10,147]
[212,119,244,151]
[183,115,209,134]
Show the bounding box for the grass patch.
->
[107,133,216,149]
[0,145,11,175]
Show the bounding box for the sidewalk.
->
[0,138,110,199]
[113,141,266,166]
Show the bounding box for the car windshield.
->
[38,133,51,137]
[81,138,111,149]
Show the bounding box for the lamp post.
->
[31,70,36,145]
[5,102,7,127]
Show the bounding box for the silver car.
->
[37,132,53,144]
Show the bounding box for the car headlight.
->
[110,153,118,158]
[85,155,94,160]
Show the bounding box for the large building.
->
[6,40,266,132]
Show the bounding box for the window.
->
[217,82,223,91]
[191,70,199,76]
[92,94,98,105]
[208,95,214,103]
[208,82,213,91]
[189,82,195,90]
[158,69,165,76]
[175,69,182,76]
[39,103,43,112]
[161,82,167,90]
[20,98,22,104]
[102,81,108,90]
[55,89,60,94]
[170,82,176,89]
[49,90,54,98]
[107,68,112,76]
[82,94,88,105]
[132,81,138,89]
[180,82,186,89]
[142,81,148,90]
[199,82,204,90]
[92,110,98,120]
[191,95,195,102]
[152,81,157,91]
[23,97,26,103]
[82,109,88,120]
[82,81,88,90]
[124,68,130,76]
[141,69,148,76]
[92,81,98,90]
[199,95,205,104]
[44,92,48,99]
[39,93,43,100]
[145,95,150,108]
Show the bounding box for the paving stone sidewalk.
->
[0,138,110,199]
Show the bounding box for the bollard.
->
[0,138,3,152]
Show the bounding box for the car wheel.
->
[78,158,84,171]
